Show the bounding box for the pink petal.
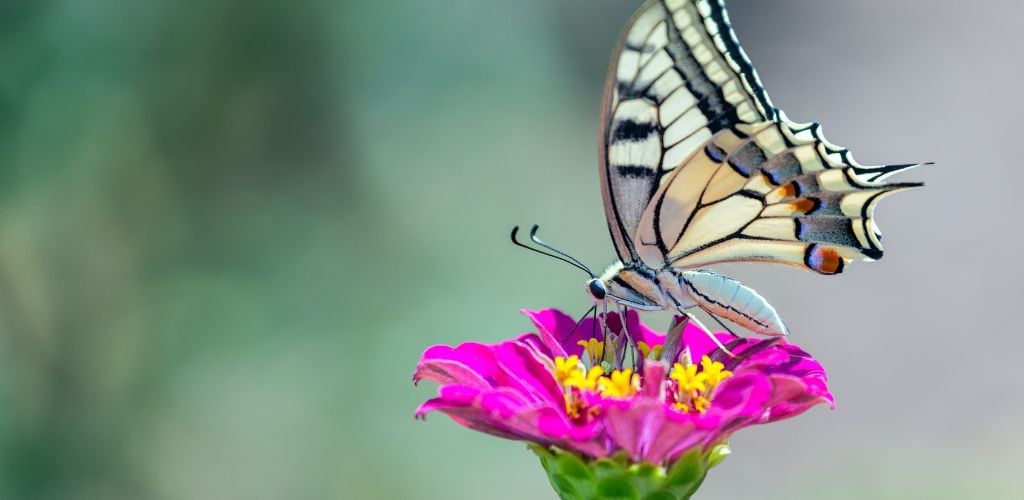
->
[536,411,611,458]
[522,309,595,358]
[515,332,553,359]
[598,397,646,460]
[687,339,835,446]
[430,405,543,442]
[495,341,565,407]
[414,349,491,389]
[762,374,835,422]
[643,409,705,464]
[694,373,773,438]
[415,343,503,388]
[417,386,562,444]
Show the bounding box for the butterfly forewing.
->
[599,0,776,263]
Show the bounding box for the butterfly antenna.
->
[528,225,595,277]
[510,225,595,278]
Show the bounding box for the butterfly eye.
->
[587,280,607,300]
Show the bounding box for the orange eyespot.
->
[805,244,845,275]
[778,182,798,199]
[819,249,842,274]
[790,198,818,214]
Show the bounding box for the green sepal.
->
[529,443,730,500]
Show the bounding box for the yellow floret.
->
[699,355,733,389]
[670,362,708,394]
[577,339,604,364]
[564,365,605,392]
[598,369,640,398]
[693,395,711,413]
[553,356,582,384]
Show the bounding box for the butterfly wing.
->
[599,0,776,262]
[635,116,923,274]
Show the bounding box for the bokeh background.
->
[0,0,1020,498]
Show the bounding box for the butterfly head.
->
[586,262,629,307]
[586,279,607,302]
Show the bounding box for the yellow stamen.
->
[586,366,605,388]
[670,362,707,394]
[577,338,604,364]
[693,395,711,413]
[564,365,605,392]
[700,355,733,389]
[598,369,640,398]
[565,397,582,419]
[553,356,582,384]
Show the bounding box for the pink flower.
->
[414,309,833,465]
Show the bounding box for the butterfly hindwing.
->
[634,116,923,274]
[599,0,775,262]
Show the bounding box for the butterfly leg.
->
[708,314,742,339]
[618,305,641,370]
[599,302,610,365]
[561,305,598,343]
[611,305,630,370]
[676,311,736,358]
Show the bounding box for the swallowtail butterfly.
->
[516,0,921,338]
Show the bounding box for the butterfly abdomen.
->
[679,270,788,337]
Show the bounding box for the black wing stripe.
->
[616,165,660,178]
[704,0,776,120]
[613,119,660,142]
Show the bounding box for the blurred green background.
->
[0,0,1020,498]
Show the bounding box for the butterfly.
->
[515,0,921,338]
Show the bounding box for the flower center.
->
[553,356,639,421]
[552,350,733,419]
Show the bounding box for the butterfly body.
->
[588,261,668,311]
[581,0,921,337]
[588,259,788,336]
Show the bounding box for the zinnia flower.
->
[414,309,833,499]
